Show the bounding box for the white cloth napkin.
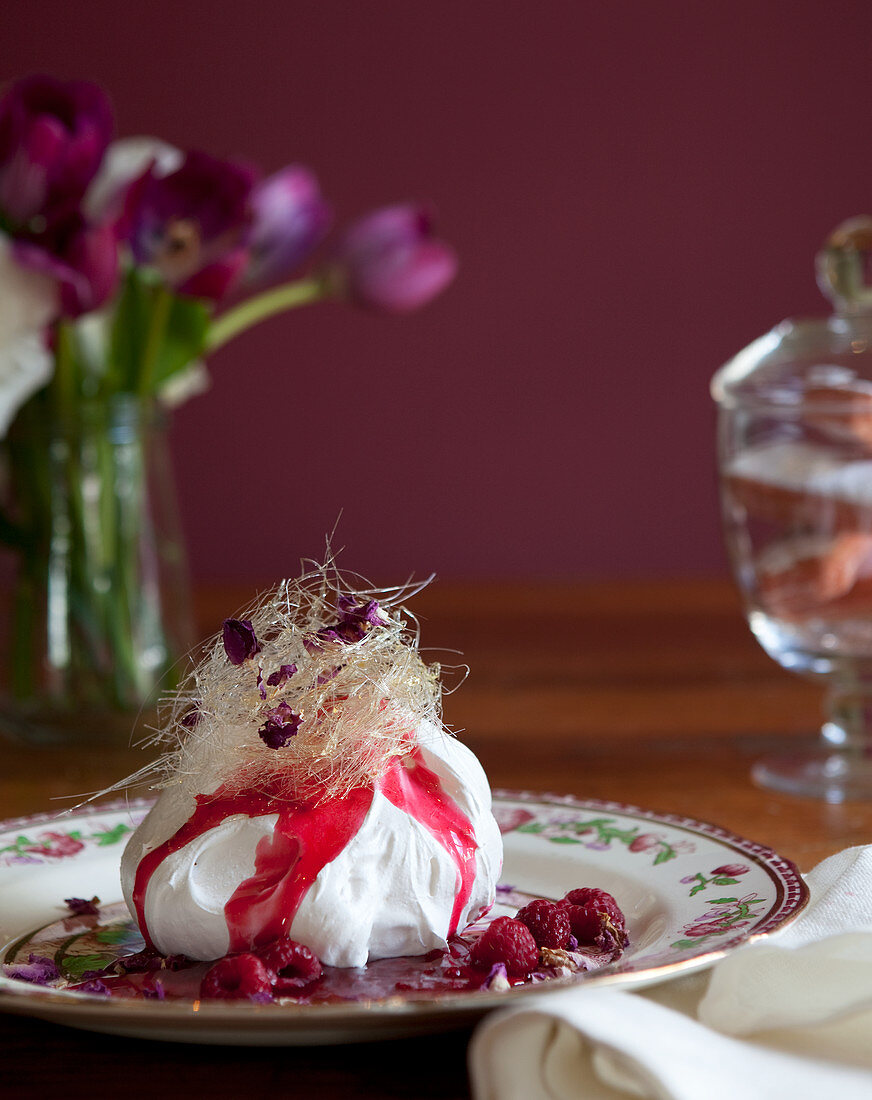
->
[468,846,872,1100]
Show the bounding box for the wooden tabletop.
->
[2,578,869,1099]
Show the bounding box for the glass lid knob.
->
[816,215,872,315]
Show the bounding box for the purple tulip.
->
[0,74,113,228]
[333,204,457,313]
[245,166,331,286]
[121,149,256,300]
[13,208,119,317]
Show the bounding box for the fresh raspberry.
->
[562,887,625,930]
[470,916,539,977]
[560,903,607,944]
[200,954,274,1001]
[516,899,571,949]
[559,901,629,957]
[257,939,323,992]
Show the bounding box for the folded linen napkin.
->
[468,846,872,1100]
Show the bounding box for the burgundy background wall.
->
[7,2,872,585]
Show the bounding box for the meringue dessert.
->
[120,570,503,968]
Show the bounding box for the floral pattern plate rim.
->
[0,790,809,1045]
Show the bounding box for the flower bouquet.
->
[0,74,456,744]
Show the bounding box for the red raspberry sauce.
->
[132,747,479,951]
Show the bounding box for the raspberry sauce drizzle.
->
[224,785,373,951]
[132,745,480,952]
[379,747,478,935]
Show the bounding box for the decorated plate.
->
[0,791,808,1045]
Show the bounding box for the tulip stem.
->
[139,284,173,397]
[206,276,328,352]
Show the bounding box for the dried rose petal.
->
[162,954,190,972]
[315,665,341,685]
[258,702,302,748]
[76,978,111,995]
[222,618,261,665]
[180,706,201,729]
[303,627,343,652]
[266,663,298,687]
[3,953,60,985]
[483,962,510,991]
[64,896,100,916]
[305,598,384,650]
[115,949,163,974]
[337,596,382,626]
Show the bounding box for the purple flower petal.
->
[337,596,383,628]
[121,148,256,301]
[64,896,100,916]
[162,954,190,972]
[116,949,163,974]
[3,953,60,985]
[13,211,119,317]
[0,74,114,227]
[304,627,344,652]
[180,246,249,300]
[142,978,166,1000]
[333,203,457,313]
[266,663,298,687]
[305,598,384,650]
[180,705,201,729]
[246,165,331,286]
[483,962,510,990]
[315,665,341,685]
[222,618,261,665]
[76,978,111,996]
[258,701,302,748]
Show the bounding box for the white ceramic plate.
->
[0,791,808,1045]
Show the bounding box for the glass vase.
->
[0,393,193,745]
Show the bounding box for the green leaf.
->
[95,924,139,946]
[61,953,115,979]
[653,849,676,865]
[708,897,738,905]
[109,266,152,391]
[109,267,210,396]
[516,823,545,834]
[93,823,132,847]
[689,882,707,896]
[549,836,583,845]
[712,876,739,886]
[575,818,614,831]
[151,294,210,388]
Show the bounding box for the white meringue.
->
[121,724,502,967]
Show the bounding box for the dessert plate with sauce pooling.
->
[0,791,808,1044]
